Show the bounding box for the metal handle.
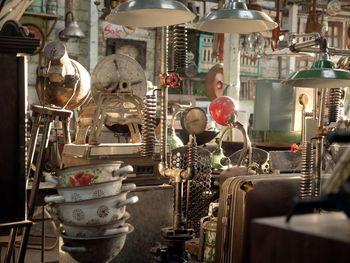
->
[104,226,129,236]
[120,183,136,192]
[46,206,57,215]
[45,175,58,185]
[65,11,75,25]
[61,245,86,253]
[117,195,138,208]
[112,165,133,177]
[44,195,65,203]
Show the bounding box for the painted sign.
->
[103,22,126,40]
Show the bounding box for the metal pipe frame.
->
[157,26,189,231]
[158,26,189,181]
[314,88,327,196]
[290,39,319,52]
[288,36,347,197]
[18,114,53,262]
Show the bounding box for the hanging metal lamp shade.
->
[283,60,350,89]
[106,0,195,27]
[59,11,85,41]
[195,0,277,34]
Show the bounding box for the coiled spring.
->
[300,141,314,199]
[187,140,198,170]
[328,88,342,123]
[172,24,188,70]
[141,94,157,157]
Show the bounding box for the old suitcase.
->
[215,174,301,263]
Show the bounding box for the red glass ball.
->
[209,96,238,126]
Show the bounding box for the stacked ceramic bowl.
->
[44,161,138,263]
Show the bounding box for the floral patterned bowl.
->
[47,191,138,226]
[61,223,133,263]
[46,162,133,188]
[44,181,136,203]
[61,212,130,238]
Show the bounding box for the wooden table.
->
[250,212,350,263]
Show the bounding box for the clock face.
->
[91,53,147,101]
[181,107,207,135]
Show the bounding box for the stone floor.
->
[0,208,59,263]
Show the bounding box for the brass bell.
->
[59,11,85,41]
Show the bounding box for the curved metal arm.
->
[218,126,231,150]
[218,121,252,166]
[298,47,350,57]
[170,109,185,130]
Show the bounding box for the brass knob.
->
[299,93,309,106]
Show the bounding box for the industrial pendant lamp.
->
[283,35,350,88]
[59,11,85,41]
[106,0,195,27]
[195,0,277,34]
[283,60,350,89]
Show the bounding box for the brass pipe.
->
[298,93,309,143]
[301,106,306,143]
[157,27,190,232]
[313,88,317,120]
[159,26,169,167]
[160,83,168,165]
[158,26,188,179]
[173,181,182,230]
[290,39,319,52]
[317,88,327,129]
[314,137,323,197]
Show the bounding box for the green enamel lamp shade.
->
[283,60,350,89]
[195,0,277,34]
[106,0,195,27]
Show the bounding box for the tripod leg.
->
[17,115,53,263]
[5,227,17,263]
[26,112,41,178]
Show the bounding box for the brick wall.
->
[22,0,158,106]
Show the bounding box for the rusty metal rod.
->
[18,115,53,262]
[160,26,168,166]
[26,111,41,178]
[314,88,327,197]
[5,228,17,263]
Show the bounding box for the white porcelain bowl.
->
[44,181,136,203]
[61,212,130,238]
[47,191,138,226]
[61,223,133,263]
[45,163,133,188]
